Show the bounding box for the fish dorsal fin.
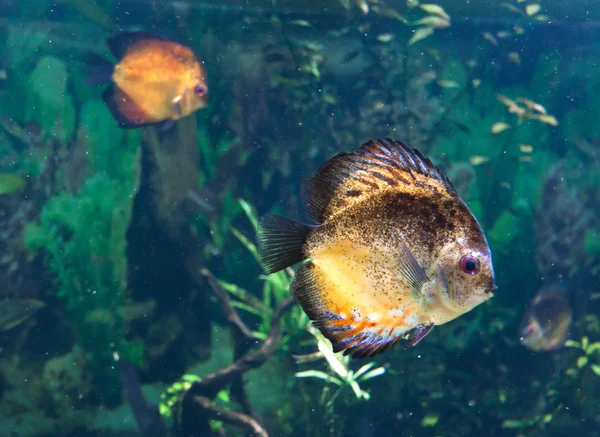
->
[302,138,457,224]
[107,31,168,59]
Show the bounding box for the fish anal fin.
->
[257,214,313,275]
[302,137,457,223]
[107,31,168,59]
[318,318,405,359]
[102,85,152,129]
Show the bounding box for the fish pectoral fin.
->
[157,119,175,132]
[315,315,405,359]
[397,243,430,293]
[405,323,434,348]
[172,95,183,118]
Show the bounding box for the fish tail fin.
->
[84,52,114,86]
[257,214,313,275]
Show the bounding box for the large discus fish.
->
[257,138,497,358]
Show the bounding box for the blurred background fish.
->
[85,31,208,130]
[519,281,576,352]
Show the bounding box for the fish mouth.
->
[486,284,498,294]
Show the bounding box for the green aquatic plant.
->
[217,199,309,344]
[25,56,76,144]
[23,103,143,399]
[565,336,600,378]
[0,173,25,195]
[501,404,562,432]
[295,324,386,402]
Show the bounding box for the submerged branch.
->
[199,268,254,340]
[191,395,269,437]
[188,296,295,394]
[182,265,296,436]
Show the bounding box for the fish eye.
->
[194,84,206,97]
[459,255,480,276]
[522,325,534,337]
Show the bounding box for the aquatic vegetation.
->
[295,324,386,401]
[26,56,76,143]
[0,298,45,331]
[22,105,143,398]
[565,336,600,378]
[1,0,600,435]
[0,173,25,195]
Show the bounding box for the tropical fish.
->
[257,138,497,358]
[519,283,573,352]
[85,31,208,130]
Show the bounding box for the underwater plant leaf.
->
[230,301,264,317]
[488,210,519,250]
[26,56,76,144]
[0,298,45,331]
[182,374,202,383]
[421,414,439,427]
[564,340,581,349]
[502,419,525,429]
[408,27,434,46]
[239,198,260,230]
[353,362,377,379]
[586,343,600,355]
[419,4,450,20]
[491,122,510,134]
[231,227,259,260]
[159,403,172,418]
[317,334,349,379]
[295,370,343,386]
[349,380,364,398]
[218,279,267,312]
[577,356,588,369]
[590,364,600,377]
[526,4,541,16]
[0,173,25,195]
[358,366,386,381]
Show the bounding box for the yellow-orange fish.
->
[257,138,497,358]
[86,31,208,129]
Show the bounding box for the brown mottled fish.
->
[257,138,497,358]
[85,31,208,130]
[519,283,573,352]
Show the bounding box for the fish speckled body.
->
[86,31,208,129]
[257,138,497,358]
